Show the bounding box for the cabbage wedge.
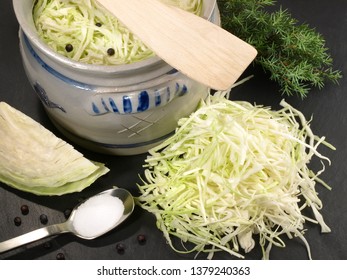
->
[0,102,109,196]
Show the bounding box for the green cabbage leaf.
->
[0,102,109,196]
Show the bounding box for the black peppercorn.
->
[39,214,48,225]
[116,243,125,255]
[20,204,29,215]
[137,234,147,245]
[14,217,22,226]
[95,22,102,27]
[107,48,115,56]
[65,43,73,53]
[56,252,65,260]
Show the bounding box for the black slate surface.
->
[0,0,346,260]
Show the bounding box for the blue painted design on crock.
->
[137,91,150,112]
[181,84,188,95]
[92,102,100,114]
[166,86,171,103]
[109,98,119,113]
[88,81,188,116]
[166,68,179,75]
[123,96,132,113]
[155,90,161,106]
[23,34,94,91]
[101,98,110,112]
[176,83,188,96]
[33,82,66,113]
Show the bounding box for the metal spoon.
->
[0,188,134,254]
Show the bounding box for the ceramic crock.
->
[13,0,220,155]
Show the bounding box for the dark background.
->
[0,0,346,260]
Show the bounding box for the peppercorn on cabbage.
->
[33,0,203,65]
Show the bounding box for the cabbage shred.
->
[33,0,203,65]
[137,92,334,259]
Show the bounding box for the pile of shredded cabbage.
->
[137,92,334,259]
[33,0,203,65]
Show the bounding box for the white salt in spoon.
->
[0,188,134,254]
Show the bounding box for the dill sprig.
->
[217,0,342,97]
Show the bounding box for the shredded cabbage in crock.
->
[33,0,203,65]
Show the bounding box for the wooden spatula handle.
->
[96,0,257,90]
